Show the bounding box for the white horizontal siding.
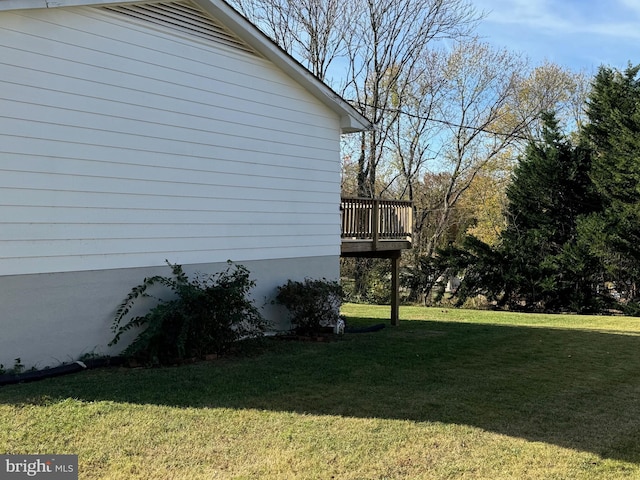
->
[0,160,336,196]
[0,4,343,275]
[0,121,337,177]
[0,6,336,131]
[0,244,336,277]
[0,222,336,241]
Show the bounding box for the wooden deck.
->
[340,197,412,326]
[340,197,412,255]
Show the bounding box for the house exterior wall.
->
[0,4,342,276]
[0,3,344,368]
[0,256,338,369]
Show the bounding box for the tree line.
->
[229,0,637,311]
[440,65,640,314]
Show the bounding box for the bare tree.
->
[229,0,295,53]
[410,41,524,258]
[386,49,448,213]
[231,0,480,198]
[228,0,356,82]
[502,61,590,145]
[228,0,589,301]
[393,43,586,258]
[343,0,479,197]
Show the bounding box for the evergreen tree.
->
[581,65,640,305]
[443,113,601,312]
[499,112,599,311]
[441,65,640,313]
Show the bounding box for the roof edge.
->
[0,0,139,11]
[193,0,371,133]
[0,0,372,133]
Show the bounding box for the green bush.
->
[275,278,342,334]
[341,258,391,304]
[109,261,268,364]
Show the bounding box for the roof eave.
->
[193,0,372,134]
[0,0,139,11]
[0,0,372,133]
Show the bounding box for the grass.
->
[2,304,640,478]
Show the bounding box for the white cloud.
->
[474,0,563,28]
[589,22,640,40]
[620,0,640,16]
[472,0,640,71]
[474,0,640,39]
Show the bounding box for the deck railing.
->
[341,197,413,243]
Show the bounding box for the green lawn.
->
[2,304,640,479]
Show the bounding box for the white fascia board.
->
[0,0,371,133]
[0,0,47,9]
[0,0,139,11]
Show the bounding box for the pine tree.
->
[498,112,599,311]
[580,65,640,304]
[444,113,600,311]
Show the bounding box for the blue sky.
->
[472,0,640,73]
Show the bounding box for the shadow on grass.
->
[2,317,640,463]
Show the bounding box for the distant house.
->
[0,0,370,368]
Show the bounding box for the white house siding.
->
[0,3,344,368]
[0,3,342,276]
[0,256,337,370]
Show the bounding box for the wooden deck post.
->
[391,252,401,326]
[372,198,380,251]
[340,197,411,326]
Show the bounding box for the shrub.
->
[275,278,342,334]
[341,258,391,304]
[109,261,268,364]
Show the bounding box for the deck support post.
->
[372,198,380,251]
[391,252,401,326]
[340,197,412,326]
